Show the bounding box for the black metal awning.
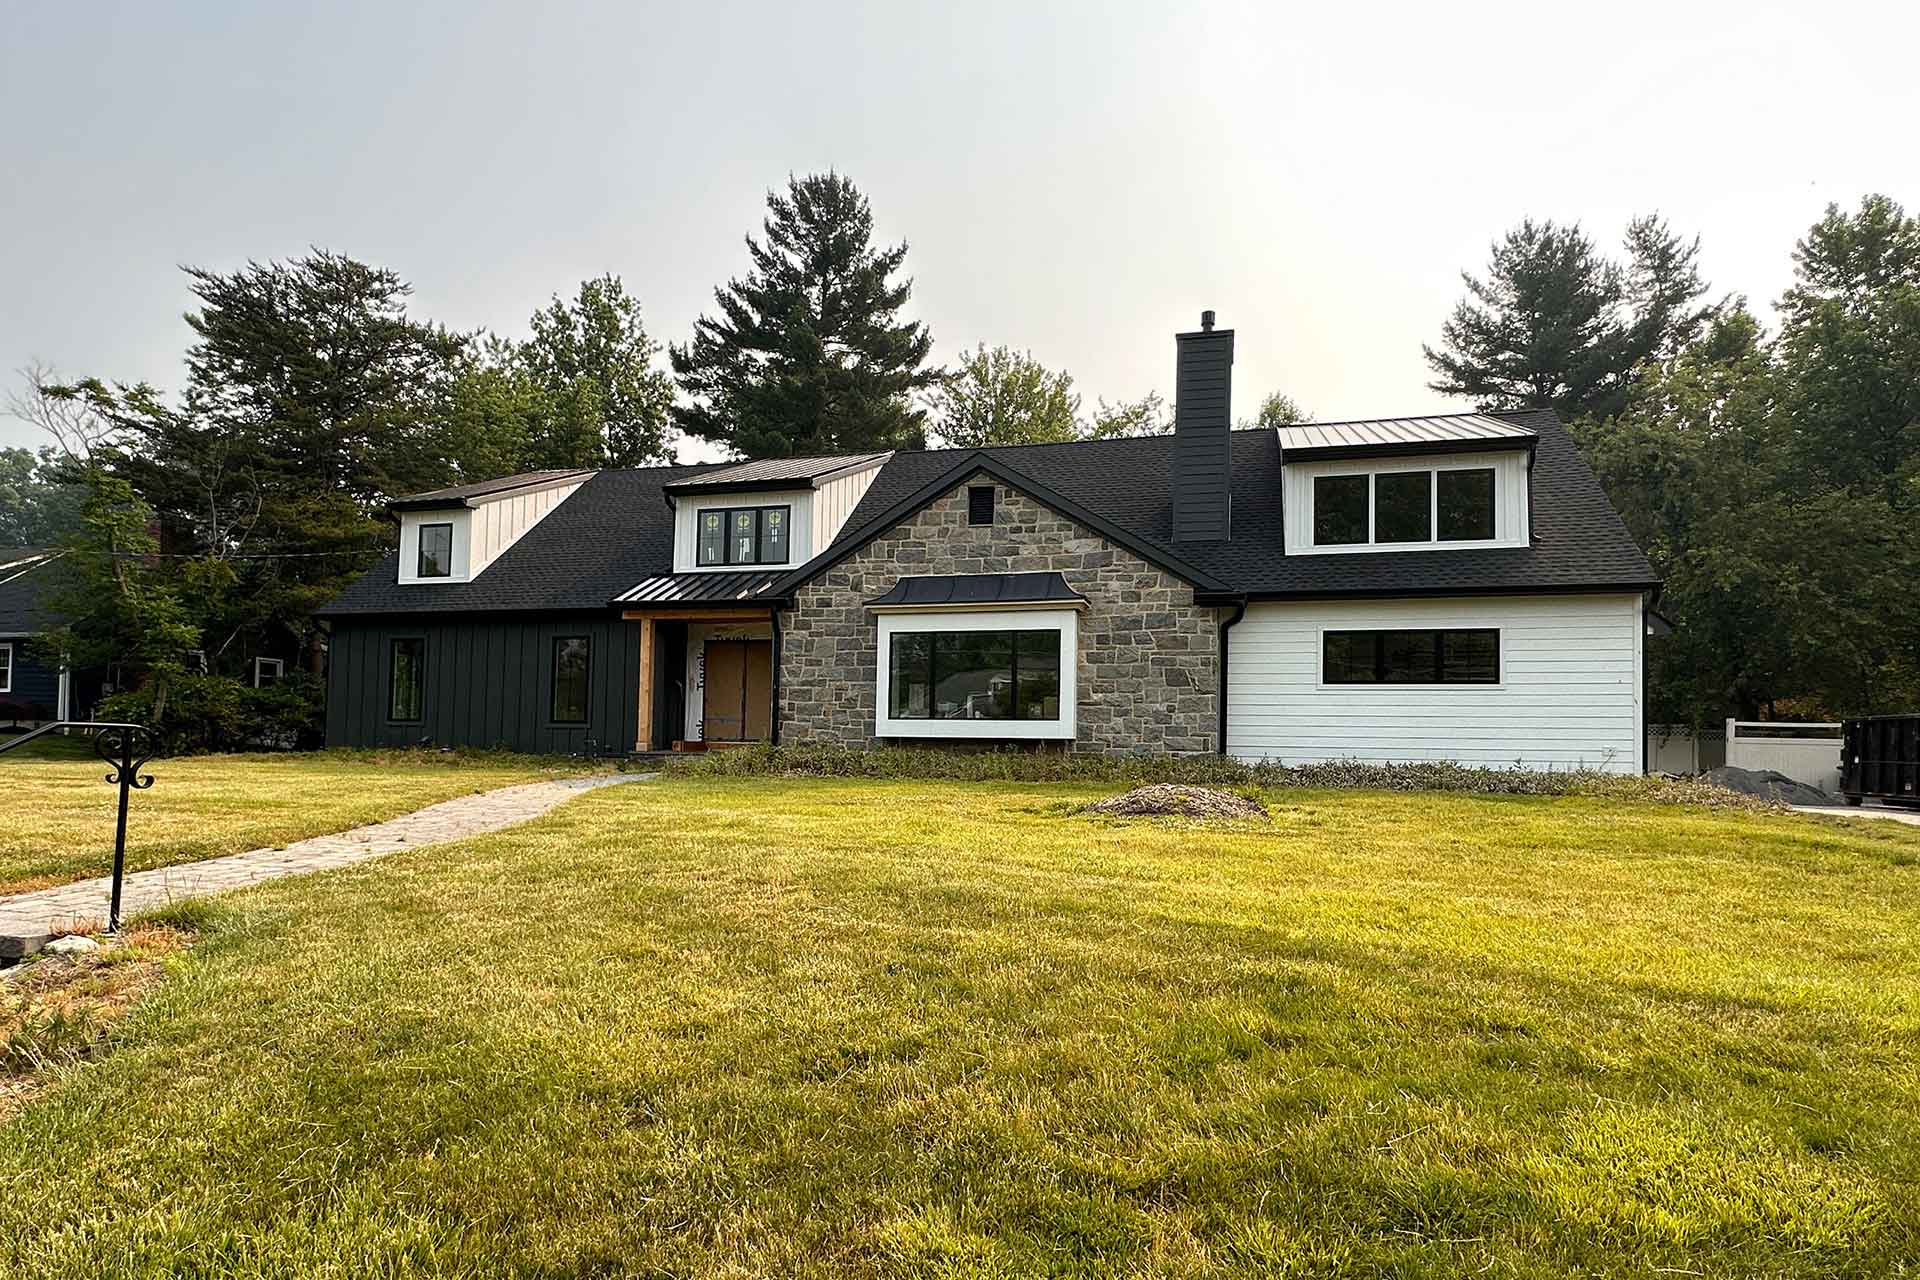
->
[865,572,1090,610]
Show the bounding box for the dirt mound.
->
[1701,765,1834,807]
[1083,783,1269,821]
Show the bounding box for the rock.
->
[1083,783,1269,821]
[1701,765,1835,807]
[42,935,101,957]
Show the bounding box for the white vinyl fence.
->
[1647,724,1726,776]
[1725,720,1843,792]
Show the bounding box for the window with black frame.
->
[696,506,790,566]
[1438,468,1496,540]
[1312,475,1369,545]
[551,636,590,723]
[1322,628,1499,684]
[889,629,1062,721]
[417,522,453,577]
[389,638,424,721]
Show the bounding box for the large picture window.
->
[888,629,1061,721]
[417,522,453,578]
[695,505,791,566]
[1322,628,1500,685]
[551,636,590,724]
[388,637,425,721]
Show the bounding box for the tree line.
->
[1422,195,1920,725]
[2,176,1912,741]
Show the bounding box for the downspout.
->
[1216,598,1247,756]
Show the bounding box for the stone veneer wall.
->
[779,474,1220,754]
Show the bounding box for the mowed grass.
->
[4,779,1919,1277]
[0,749,593,894]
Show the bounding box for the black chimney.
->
[1171,310,1233,542]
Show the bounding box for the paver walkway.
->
[1794,802,1920,827]
[0,772,651,958]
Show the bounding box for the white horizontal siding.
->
[1227,594,1643,773]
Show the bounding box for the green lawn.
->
[3,777,1918,1277]
[0,749,596,895]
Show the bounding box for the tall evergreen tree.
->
[1425,215,1714,421]
[672,173,938,457]
[930,345,1079,447]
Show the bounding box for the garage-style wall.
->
[1226,593,1643,772]
[325,614,639,755]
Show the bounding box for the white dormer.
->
[666,453,890,574]
[1276,416,1534,555]
[392,469,593,584]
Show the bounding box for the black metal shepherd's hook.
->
[1,720,156,933]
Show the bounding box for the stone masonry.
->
[779,473,1220,754]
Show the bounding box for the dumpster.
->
[1840,715,1920,807]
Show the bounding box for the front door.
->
[702,639,772,742]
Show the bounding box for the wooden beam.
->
[635,616,655,752]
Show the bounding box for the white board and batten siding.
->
[1227,593,1644,773]
[671,467,884,574]
[396,477,588,585]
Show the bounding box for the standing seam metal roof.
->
[1275,414,1535,454]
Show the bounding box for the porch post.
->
[636,615,655,752]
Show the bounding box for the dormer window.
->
[1308,465,1504,550]
[696,505,791,567]
[417,522,454,577]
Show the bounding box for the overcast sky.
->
[3,0,1914,457]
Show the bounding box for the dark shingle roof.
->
[320,464,725,616]
[0,549,67,633]
[388,469,594,511]
[319,409,1655,617]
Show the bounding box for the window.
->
[1322,629,1500,684]
[1312,467,1501,547]
[1313,475,1368,545]
[887,629,1061,721]
[388,638,424,721]
[968,485,996,526]
[1374,471,1432,543]
[0,642,11,694]
[551,636,590,724]
[695,505,791,566]
[417,522,453,578]
[253,657,285,687]
[1438,468,1496,541]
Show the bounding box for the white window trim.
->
[398,509,473,584]
[1314,624,1506,691]
[875,607,1078,740]
[0,640,12,694]
[1305,459,1521,554]
[253,656,286,687]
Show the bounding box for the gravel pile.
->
[1701,765,1834,807]
[1082,784,1269,821]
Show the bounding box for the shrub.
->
[664,744,1779,810]
[101,671,324,755]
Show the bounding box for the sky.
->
[3,0,1915,458]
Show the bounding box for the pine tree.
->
[671,173,938,457]
[520,275,676,468]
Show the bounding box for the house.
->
[0,549,82,725]
[318,314,1660,771]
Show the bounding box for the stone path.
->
[0,772,652,959]
[1793,802,1920,827]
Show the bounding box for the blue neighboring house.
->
[0,548,84,725]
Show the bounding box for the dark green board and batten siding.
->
[325,615,639,754]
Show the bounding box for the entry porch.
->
[625,606,778,752]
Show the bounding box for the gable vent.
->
[968,485,995,526]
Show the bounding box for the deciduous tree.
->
[930,345,1079,447]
